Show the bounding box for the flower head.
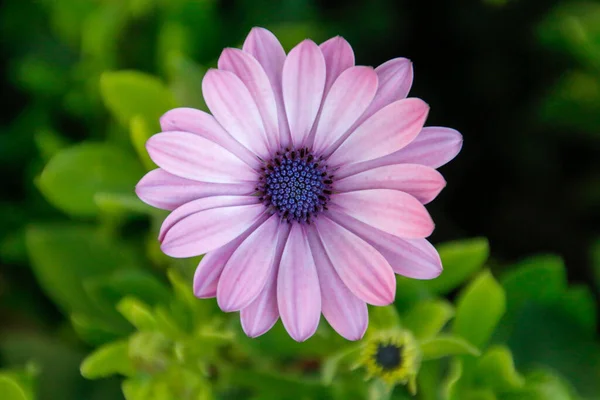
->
[359,330,421,393]
[136,27,462,342]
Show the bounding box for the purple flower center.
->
[258,148,333,223]
[375,344,403,370]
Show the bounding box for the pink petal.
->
[146,131,256,183]
[314,217,395,306]
[320,36,355,95]
[202,69,270,159]
[193,218,267,298]
[217,215,280,312]
[161,203,266,258]
[160,108,260,169]
[243,27,291,148]
[334,164,446,204]
[337,127,463,177]
[327,210,442,279]
[136,169,255,211]
[241,223,291,338]
[159,195,260,242]
[282,40,326,148]
[386,126,464,168]
[321,58,414,156]
[305,226,367,341]
[327,98,429,167]
[354,58,413,128]
[277,224,321,342]
[331,189,434,239]
[218,48,280,150]
[312,66,378,155]
[193,248,228,298]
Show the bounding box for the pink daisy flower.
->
[136,27,462,342]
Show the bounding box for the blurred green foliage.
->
[1,0,599,399]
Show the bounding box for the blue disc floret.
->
[257,147,333,223]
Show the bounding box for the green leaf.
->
[128,332,172,374]
[473,345,524,392]
[0,364,38,400]
[418,361,442,400]
[34,129,69,161]
[83,269,171,318]
[502,368,579,400]
[0,334,89,400]
[122,377,152,400]
[226,368,328,399]
[81,3,128,66]
[94,192,154,215]
[26,223,139,321]
[502,302,600,397]
[0,376,28,400]
[239,320,343,359]
[368,305,401,331]
[100,70,176,130]
[422,238,489,295]
[501,255,567,312]
[441,359,463,400]
[453,270,506,349]
[321,346,361,385]
[368,379,392,400]
[38,142,144,217]
[129,115,156,171]
[537,2,600,68]
[402,299,454,340]
[153,306,184,338]
[117,297,157,331]
[166,52,208,111]
[70,314,125,346]
[539,71,600,136]
[167,268,214,326]
[123,369,211,400]
[395,277,432,309]
[556,285,597,334]
[462,389,497,400]
[81,340,134,379]
[420,335,480,361]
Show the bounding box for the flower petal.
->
[159,196,259,242]
[146,131,256,183]
[193,222,259,298]
[337,127,463,178]
[314,217,395,306]
[386,126,464,168]
[218,48,280,150]
[320,36,355,95]
[243,27,291,148]
[202,69,270,159]
[334,164,446,204]
[161,203,266,258]
[312,66,378,155]
[327,98,429,167]
[282,40,326,147]
[136,169,255,211]
[160,108,260,169]
[331,189,434,239]
[305,226,368,341]
[217,215,280,312]
[277,224,321,342]
[327,210,442,279]
[193,248,228,298]
[241,223,291,338]
[354,58,413,128]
